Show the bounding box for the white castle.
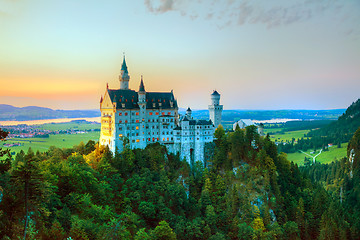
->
[99,57,223,164]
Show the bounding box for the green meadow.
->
[3,121,101,155]
[38,122,100,131]
[266,128,310,142]
[285,143,348,166]
[265,126,348,166]
[5,132,100,155]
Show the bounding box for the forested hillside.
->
[300,127,360,239]
[277,99,360,153]
[0,126,359,239]
[307,99,360,145]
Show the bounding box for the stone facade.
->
[99,57,220,164]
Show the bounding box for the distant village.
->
[1,122,100,148]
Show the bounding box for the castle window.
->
[125,112,128,116]
[148,138,150,141]
[132,140,135,143]
[119,127,122,130]
[136,120,139,123]
[136,133,139,136]
[136,139,140,142]
[149,112,153,115]
[125,120,128,123]
[119,120,122,123]
[163,138,165,141]
[167,137,169,141]
[119,113,122,116]
[171,119,173,122]
[157,138,159,141]
[119,134,123,137]
[155,112,159,115]
[168,112,171,115]
[136,112,139,116]
[142,118,144,122]
[162,112,165,115]
[136,126,139,130]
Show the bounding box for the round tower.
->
[211,90,220,105]
[208,90,223,128]
[186,107,192,119]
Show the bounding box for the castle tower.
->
[119,56,130,90]
[186,107,192,119]
[208,90,223,128]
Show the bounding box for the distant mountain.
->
[0,104,100,121]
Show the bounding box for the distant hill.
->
[308,99,360,143]
[0,104,100,121]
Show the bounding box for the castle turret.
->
[138,76,147,148]
[186,107,192,119]
[119,56,130,90]
[138,76,146,103]
[208,90,223,128]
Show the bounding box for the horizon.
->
[0,103,348,112]
[1,1,359,110]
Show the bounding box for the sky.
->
[0,0,359,110]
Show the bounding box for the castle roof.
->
[189,119,213,126]
[211,90,220,96]
[139,77,145,92]
[121,56,128,74]
[107,89,178,110]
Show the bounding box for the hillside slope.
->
[308,99,360,143]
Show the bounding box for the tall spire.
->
[121,55,128,74]
[119,54,130,90]
[139,75,145,92]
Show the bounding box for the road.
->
[300,149,323,163]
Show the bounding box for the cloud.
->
[144,0,359,31]
[144,0,176,13]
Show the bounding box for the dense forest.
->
[277,99,360,153]
[0,125,359,239]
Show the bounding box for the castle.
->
[99,57,223,163]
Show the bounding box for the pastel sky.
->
[0,0,359,110]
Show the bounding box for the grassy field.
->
[286,143,348,166]
[265,126,347,165]
[4,132,100,155]
[38,122,100,131]
[266,128,310,142]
